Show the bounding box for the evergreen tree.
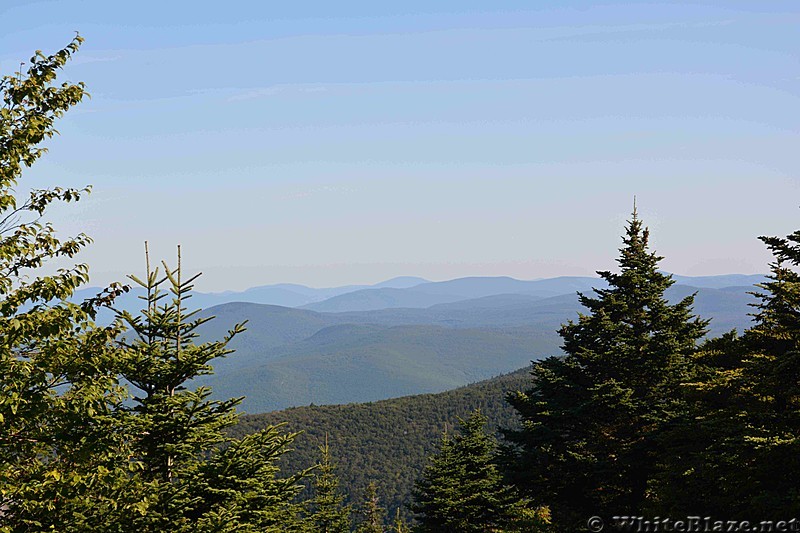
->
[650,331,748,516]
[663,230,800,517]
[0,35,317,532]
[356,482,385,533]
[390,509,410,533]
[113,247,308,531]
[0,36,136,531]
[503,210,707,529]
[306,436,351,533]
[736,231,800,515]
[411,410,540,533]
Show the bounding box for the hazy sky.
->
[2,1,798,291]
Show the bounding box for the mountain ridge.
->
[73,273,767,315]
[195,282,758,413]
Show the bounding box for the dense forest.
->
[3,38,800,532]
[229,369,531,520]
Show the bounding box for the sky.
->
[1,1,798,291]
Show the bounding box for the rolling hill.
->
[73,272,763,319]
[298,274,766,313]
[300,286,469,313]
[300,276,606,312]
[195,283,757,412]
[197,324,559,413]
[70,275,431,322]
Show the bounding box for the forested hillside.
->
[229,369,532,519]
[201,324,557,413]
[195,283,756,412]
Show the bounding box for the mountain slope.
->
[316,284,755,333]
[373,276,430,289]
[300,276,602,312]
[301,287,468,313]
[73,273,761,318]
[669,273,766,289]
[230,368,533,522]
[195,284,756,412]
[300,274,761,313]
[71,276,431,319]
[200,325,559,413]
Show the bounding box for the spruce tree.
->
[0,35,310,532]
[356,482,385,533]
[411,410,539,533]
[503,210,707,529]
[390,509,410,533]
[650,331,748,516]
[667,230,800,517]
[305,437,352,533]
[737,231,800,515]
[112,248,308,531]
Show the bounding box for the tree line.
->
[2,38,799,532]
[229,368,530,520]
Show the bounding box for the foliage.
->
[304,437,352,532]
[732,231,800,516]
[658,230,800,517]
[648,330,747,515]
[0,35,137,532]
[355,482,386,533]
[503,210,708,529]
[0,38,308,532]
[230,369,530,522]
[107,248,309,531]
[411,410,547,533]
[389,509,411,533]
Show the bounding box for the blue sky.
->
[2,1,798,290]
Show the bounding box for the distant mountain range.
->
[74,273,766,317]
[179,274,766,413]
[299,276,610,312]
[72,275,431,318]
[68,273,766,413]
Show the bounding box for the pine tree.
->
[411,410,539,533]
[356,482,385,533]
[112,247,308,531]
[503,210,707,529]
[0,36,136,531]
[305,436,352,533]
